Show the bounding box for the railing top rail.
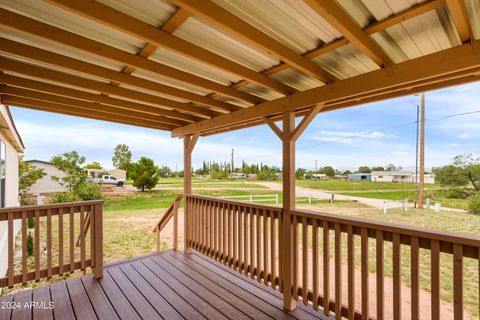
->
[152,194,183,233]
[292,208,480,248]
[187,193,282,212]
[0,199,104,215]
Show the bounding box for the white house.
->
[25,160,68,194]
[371,171,435,184]
[0,105,24,278]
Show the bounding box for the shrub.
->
[27,217,35,229]
[469,193,480,215]
[442,187,473,199]
[258,170,277,181]
[74,182,102,201]
[211,170,228,180]
[49,192,79,204]
[27,232,34,256]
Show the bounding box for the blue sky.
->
[9,82,480,171]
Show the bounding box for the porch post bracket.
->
[183,133,199,254]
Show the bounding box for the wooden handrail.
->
[0,200,104,289]
[185,193,480,319]
[152,194,183,252]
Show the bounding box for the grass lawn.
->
[296,179,439,191]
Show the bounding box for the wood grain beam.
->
[305,0,392,66]
[0,85,187,127]
[2,96,174,131]
[0,38,240,113]
[172,40,480,137]
[0,8,263,105]
[0,58,219,118]
[0,74,199,123]
[171,0,334,83]
[263,117,282,140]
[45,0,297,95]
[445,0,471,43]
[290,105,323,142]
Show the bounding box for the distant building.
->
[25,160,68,194]
[334,174,348,180]
[348,173,372,181]
[108,168,127,180]
[371,171,435,184]
[304,173,328,180]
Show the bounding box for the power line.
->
[240,109,480,161]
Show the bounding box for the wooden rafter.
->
[172,40,480,137]
[171,0,334,83]
[0,38,240,113]
[445,0,471,43]
[2,96,174,131]
[45,0,297,95]
[212,0,445,93]
[0,8,263,105]
[304,0,392,67]
[0,58,220,119]
[0,74,200,123]
[0,85,187,127]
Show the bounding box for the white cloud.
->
[307,130,397,143]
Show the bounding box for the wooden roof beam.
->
[2,96,175,131]
[172,40,480,137]
[0,74,200,123]
[445,0,471,43]
[45,0,297,95]
[304,0,392,67]
[0,85,187,127]
[0,8,263,105]
[171,0,335,83]
[0,38,240,113]
[0,57,219,119]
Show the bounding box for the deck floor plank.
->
[0,291,14,320]
[156,254,275,320]
[97,272,141,320]
[49,282,75,320]
[131,261,206,320]
[106,267,162,320]
[31,286,53,320]
[141,258,228,320]
[81,275,120,320]
[1,251,329,320]
[66,278,97,320]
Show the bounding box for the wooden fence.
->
[0,200,103,289]
[185,194,480,319]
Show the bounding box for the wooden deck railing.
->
[185,194,480,319]
[0,200,103,289]
[152,194,182,252]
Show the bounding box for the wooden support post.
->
[173,197,179,250]
[282,111,297,311]
[418,93,425,208]
[93,203,103,279]
[184,134,198,254]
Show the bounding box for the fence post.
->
[276,194,279,205]
[384,201,387,214]
[249,194,253,203]
[94,203,103,279]
[308,195,311,204]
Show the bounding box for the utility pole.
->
[231,148,234,173]
[414,102,419,208]
[418,93,426,208]
[315,160,318,173]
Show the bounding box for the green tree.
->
[295,168,307,179]
[18,156,46,195]
[343,170,352,175]
[130,157,159,191]
[112,144,132,174]
[358,166,371,173]
[323,166,336,177]
[51,151,86,191]
[157,165,172,178]
[258,168,277,181]
[453,153,480,191]
[433,165,468,187]
[371,166,385,171]
[84,161,103,170]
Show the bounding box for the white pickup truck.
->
[90,175,125,187]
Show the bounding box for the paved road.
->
[256,181,467,212]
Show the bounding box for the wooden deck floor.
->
[0,251,330,320]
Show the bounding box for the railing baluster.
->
[233,204,238,269]
[22,211,27,285]
[223,202,228,265]
[239,206,244,273]
[271,211,276,289]
[214,201,218,259]
[228,203,233,266]
[202,199,207,253]
[35,209,40,281]
[411,236,419,320]
[376,230,384,320]
[7,212,13,288]
[59,207,64,275]
[263,209,268,285]
[69,206,74,272]
[361,228,369,319]
[334,223,341,319]
[244,206,249,276]
[431,239,440,319]
[250,205,255,279]
[292,214,298,300]
[323,220,330,315]
[47,208,53,279]
[453,244,463,320]
[347,225,355,320]
[313,219,319,310]
[256,208,262,282]
[302,216,308,304]
[80,206,86,273]
[393,233,401,320]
